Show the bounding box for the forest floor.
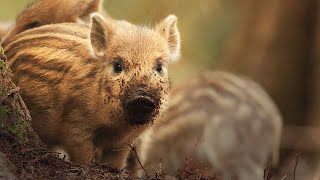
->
[0,129,221,180]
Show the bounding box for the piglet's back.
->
[3,22,102,142]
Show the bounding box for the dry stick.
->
[128,142,149,178]
[281,173,288,179]
[20,147,49,153]
[29,153,51,163]
[313,160,320,180]
[81,168,86,176]
[154,160,167,178]
[7,87,20,96]
[281,154,299,180]
[90,147,99,163]
[62,168,84,174]
[264,162,273,180]
[293,154,299,180]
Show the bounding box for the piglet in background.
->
[136,71,283,180]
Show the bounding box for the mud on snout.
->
[121,84,161,125]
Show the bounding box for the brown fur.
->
[134,71,282,180]
[3,8,180,169]
[2,0,107,44]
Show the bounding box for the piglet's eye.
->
[156,62,163,73]
[113,58,124,73]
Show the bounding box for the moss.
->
[0,106,10,130]
[8,118,28,141]
[0,87,8,97]
[9,108,29,141]
[0,106,10,124]
[0,106,28,141]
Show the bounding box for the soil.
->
[0,129,221,180]
[0,130,129,179]
[176,161,221,180]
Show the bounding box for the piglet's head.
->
[89,13,181,126]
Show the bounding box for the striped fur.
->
[1,0,105,45]
[136,71,282,180]
[3,12,180,168]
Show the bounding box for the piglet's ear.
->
[90,13,113,57]
[156,15,181,62]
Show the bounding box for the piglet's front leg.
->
[100,146,131,169]
[61,134,96,165]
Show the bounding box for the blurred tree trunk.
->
[222,0,317,125]
[307,0,320,125]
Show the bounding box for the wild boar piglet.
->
[3,4,181,168]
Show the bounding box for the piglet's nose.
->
[136,87,145,92]
[124,85,156,125]
[134,85,148,96]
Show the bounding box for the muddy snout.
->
[126,96,156,114]
[123,87,160,125]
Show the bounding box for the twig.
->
[81,167,86,175]
[313,160,320,180]
[128,142,149,178]
[264,162,273,180]
[111,147,130,152]
[20,147,47,153]
[281,154,299,180]
[153,160,167,179]
[293,154,299,180]
[90,147,99,163]
[155,171,167,179]
[30,153,51,163]
[62,168,82,174]
[7,87,20,96]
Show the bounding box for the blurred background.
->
[0,0,240,83]
[1,0,320,179]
